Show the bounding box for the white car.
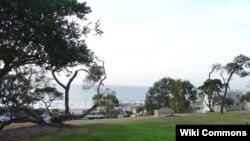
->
[0,115,10,123]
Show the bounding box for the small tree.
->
[199,79,223,112]
[52,57,106,114]
[34,87,63,116]
[93,89,119,118]
[199,64,222,112]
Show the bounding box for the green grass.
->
[24,111,250,141]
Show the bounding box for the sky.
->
[74,0,250,90]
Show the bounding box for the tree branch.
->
[51,103,99,123]
[96,58,107,98]
[52,70,66,89]
[0,116,42,130]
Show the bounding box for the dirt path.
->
[0,124,75,141]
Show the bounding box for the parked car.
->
[0,113,18,123]
[0,115,10,123]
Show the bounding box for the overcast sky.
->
[75,0,250,90]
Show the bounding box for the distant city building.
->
[119,100,145,117]
[191,90,250,113]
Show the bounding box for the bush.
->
[51,109,62,116]
[0,107,8,115]
[32,108,47,116]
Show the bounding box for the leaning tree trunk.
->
[0,116,43,130]
[0,106,46,130]
[220,69,235,114]
[51,103,99,123]
[220,90,228,114]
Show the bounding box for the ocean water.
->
[34,84,149,109]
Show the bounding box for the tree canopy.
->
[215,54,250,113]
[0,66,57,128]
[92,89,119,118]
[0,0,101,79]
[0,0,105,129]
[145,77,197,114]
[34,87,63,116]
[240,92,250,102]
[198,79,223,112]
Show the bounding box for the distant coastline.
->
[34,84,149,110]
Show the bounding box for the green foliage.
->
[34,86,63,116]
[199,79,223,112]
[224,54,250,77]
[92,89,119,118]
[145,77,197,114]
[0,66,54,118]
[0,73,34,110]
[34,87,63,100]
[0,107,8,115]
[50,109,62,116]
[88,64,104,81]
[213,96,234,108]
[82,62,105,90]
[0,0,100,78]
[170,80,190,113]
[32,108,47,116]
[212,54,250,113]
[199,79,223,93]
[240,92,250,102]
[145,77,174,114]
[136,106,145,113]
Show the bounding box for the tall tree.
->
[0,0,102,79]
[0,0,106,129]
[52,58,106,114]
[171,80,197,113]
[145,77,174,114]
[217,54,250,113]
[145,77,197,114]
[199,64,222,112]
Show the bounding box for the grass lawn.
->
[24,111,250,141]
